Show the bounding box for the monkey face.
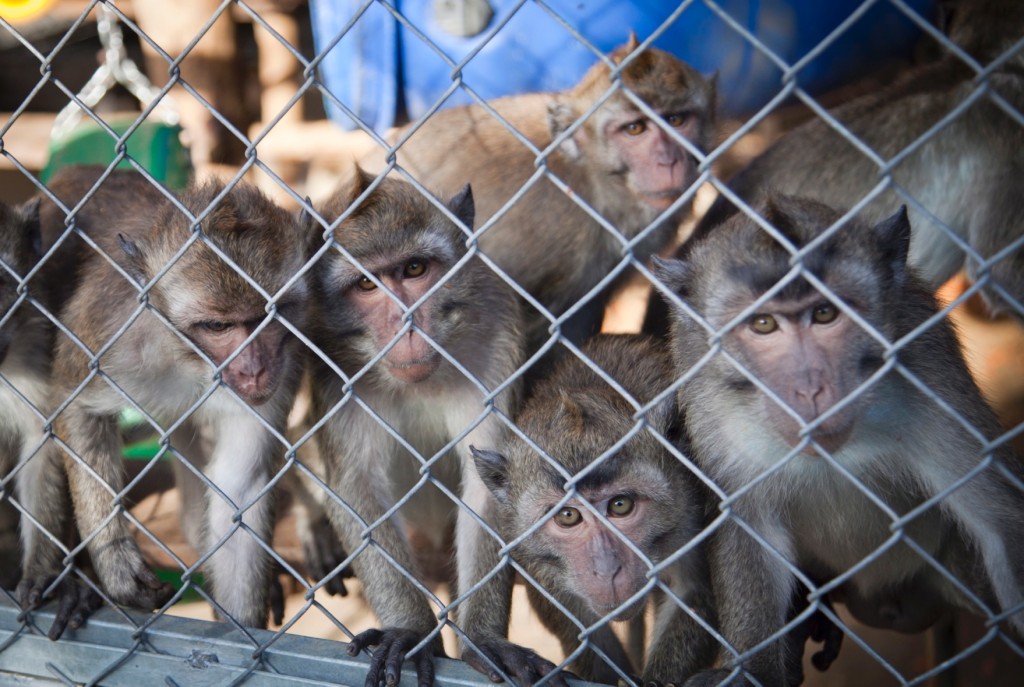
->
[600,105,701,212]
[540,491,654,620]
[168,270,308,406]
[190,319,293,404]
[724,296,877,452]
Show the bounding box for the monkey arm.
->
[316,413,442,687]
[56,401,173,611]
[644,552,719,684]
[686,517,795,687]
[453,457,548,686]
[15,440,103,641]
[197,406,281,629]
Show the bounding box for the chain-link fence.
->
[1,0,1022,685]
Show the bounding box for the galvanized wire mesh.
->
[0,0,1022,685]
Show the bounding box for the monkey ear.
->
[624,31,640,54]
[652,255,692,297]
[470,445,511,503]
[342,163,375,207]
[116,233,148,283]
[298,196,315,229]
[645,395,679,441]
[761,195,803,250]
[547,101,582,159]
[872,205,911,284]
[19,197,42,259]
[449,183,475,230]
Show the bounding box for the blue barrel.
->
[310,0,935,133]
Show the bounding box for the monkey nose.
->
[591,555,623,580]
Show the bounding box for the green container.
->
[40,116,192,190]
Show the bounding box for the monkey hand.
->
[17,575,103,640]
[303,514,354,597]
[462,636,570,687]
[91,538,175,610]
[269,564,286,626]
[347,626,445,687]
[805,606,844,672]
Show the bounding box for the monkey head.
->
[116,181,311,405]
[548,36,715,214]
[312,169,486,387]
[472,387,691,622]
[0,199,41,366]
[657,195,913,456]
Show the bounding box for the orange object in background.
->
[938,272,1024,454]
[0,0,53,23]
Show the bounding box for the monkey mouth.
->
[590,596,645,622]
[639,188,684,210]
[386,352,440,384]
[232,374,280,406]
[782,417,855,456]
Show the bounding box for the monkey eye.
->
[623,120,647,136]
[812,303,839,324]
[608,495,635,517]
[403,260,428,279]
[201,320,233,333]
[356,275,378,291]
[750,314,778,334]
[665,113,689,127]
[554,507,582,527]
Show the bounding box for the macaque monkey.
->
[655,195,1024,686]
[470,334,717,685]
[364,35,715,350]
[0,198,99,639]
[649,0,1024,332]
[306,168,523,687]
[38,167,312,629]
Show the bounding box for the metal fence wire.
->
[0,0,1022,685]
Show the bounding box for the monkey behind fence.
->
[35,166,313,630]
[305,167,524,687]
[364,35,715,358]
[470,333,717,685]
[657,194,1024,686]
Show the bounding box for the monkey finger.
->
[324,571,349,597]
[48,581,102,641]
[807,609,844,672]
[525,655,568,687]
[348,627,385,656]
[413,646,436,687]
[810,629,844,673]
[269,575,285,626]
[16,575,54,609]
[384,638,408,686]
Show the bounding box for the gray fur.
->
[473,334,717,684]
[307,172,524,684]
[661,195,1024,686]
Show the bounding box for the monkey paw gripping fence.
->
[0,1,1021,686]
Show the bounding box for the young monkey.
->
[471,333,717,686]
[305,167,524,687]
[38,166,312,629]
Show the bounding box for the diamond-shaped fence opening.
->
[0,1,1022,685]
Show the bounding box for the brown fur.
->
[306,170,524,686]
[659,195,1024,686]
[39,166,312,628]
[472,334,716,685]
[363,40,715,357]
